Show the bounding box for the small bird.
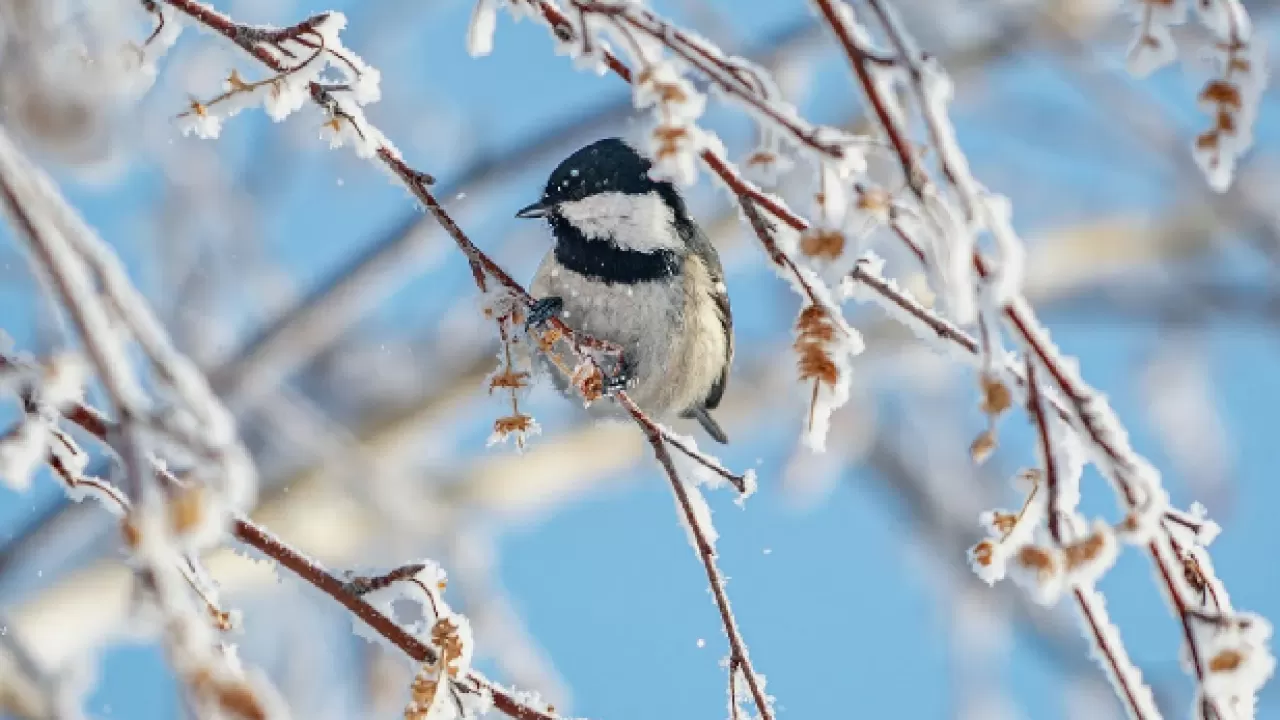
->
[516,137,733,444]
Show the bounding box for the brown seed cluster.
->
[794,304,842,432]
[799,229,846,261]
[856,187,890,215]
[1209,648,1244,673]
[492,414,535,438]
[1063,529,1109,571]
[488,369,530,393]
[432,617,467,678]
[490,313,538,448]
[794,305,839,387]
[169,484,208,536]
[986,511,1019,536]
[1196,64,1250,157]
[403,664,442,720]
[571,361,605,404]
[188,668,269,720]
[636,66,691,106]
[744,149,781,174]
[653,124,693,165]
[403,617,470,719]
[969,429,997,465]
[979,373,1013,415]
[971,539,996,568]
[1016,544,1058,582]
[970,373,1012,464]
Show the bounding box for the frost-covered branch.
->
[614,392,773,720]
[1123,0,1267,192]
[1026,361,1160,720]
[829,4,1273,717]
[496,0,875,451]
[477,0,1274,716]
[153,0,752,479]
[4,344,568,720]
[0,123,281,719]
[147,3,773,717]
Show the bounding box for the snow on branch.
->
[475,0,1273,716]
[832,3,1273,717]
[151,0,753,488]
[144,3,771,718]
[0,124,283,719]
[1,342,568,720]
[491,0,877,452]
[1123,0,1267,192]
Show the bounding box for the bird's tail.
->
[689,406,729,444]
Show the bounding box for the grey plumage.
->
[518,138,733,443]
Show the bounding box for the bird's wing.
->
[704,283,732,410]
[691,228,732,411]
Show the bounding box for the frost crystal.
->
[1122,0,1267,191]
[467,0,501,57]
[0,418,50,491]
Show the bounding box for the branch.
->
[25,362,566,720]
[833,4,1267,716]
[615,392,773,720]
[1027,361,1159,720]
[118,5,775,717]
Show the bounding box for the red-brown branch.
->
[149,6,769,717]
[615,393,774,720]
[1027,360,1156,720]
[811,0,925,193]
[815,3,1232,713]
[29,373,565,720]
[534,1,812,237]
[573,1,855,162]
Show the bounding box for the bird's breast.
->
[529,254,726,418]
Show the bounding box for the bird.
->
[515,137,733,444]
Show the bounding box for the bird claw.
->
[341,577,373,596]
[603,357,632,395]
[525,296,564,334]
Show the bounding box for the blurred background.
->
[1,0,1279,718]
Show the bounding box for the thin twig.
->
[659,430,749,494]
[802,2,1246,714]
[0,134,151,504]
[35,382,566,720]
[1027,360,1157,720]
[615,392,773,720]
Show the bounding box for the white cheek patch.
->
[556,192,682,253]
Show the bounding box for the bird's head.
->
[516,137,691,254]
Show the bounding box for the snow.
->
[666,427,731,492]
[1125,23,1177,78]
[163,7,385,167]
[133,3,187,94]
[1200,614,1275,715]
[0,418,50,491]
[1121,0,1267,191]
[982,194,1024,310]
[674,476,718,551]
[1073,588,1162,720]
[34,352,89,410]
[843,253,978,366]
[1192,38,1269,193]
[1194,0,1251,39]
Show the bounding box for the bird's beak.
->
[515,200,552,219]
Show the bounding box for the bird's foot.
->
[602,357,632,395]
[525,296,564,334]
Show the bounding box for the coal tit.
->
[516,137,733,444]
